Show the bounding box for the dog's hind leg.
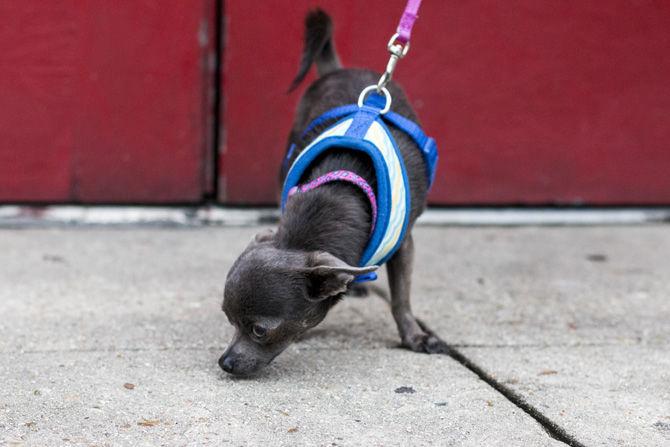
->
[387,233,445,354]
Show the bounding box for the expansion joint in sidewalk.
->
[447,346,587,447]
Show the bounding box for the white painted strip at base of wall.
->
[418,208,670,226]
[1,205,669,227]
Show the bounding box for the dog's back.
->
[283,9,429,224]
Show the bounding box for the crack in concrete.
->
[446,345,587,447]
[414,320,587,446]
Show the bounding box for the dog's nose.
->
[218,354,235,373]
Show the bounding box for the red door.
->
[0,0,216,203]
[1,1,670,205]
[221,0,670,205]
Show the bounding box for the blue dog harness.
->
[281,90,438,281]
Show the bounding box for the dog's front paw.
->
[402,331,451,355]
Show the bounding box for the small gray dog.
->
[220,9,443,375]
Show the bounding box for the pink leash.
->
[396,0,422,44]
[363,0,424,101]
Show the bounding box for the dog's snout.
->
[218,332,279,375]
[218,354,235,373]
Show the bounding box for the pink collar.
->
[287,170,378,233]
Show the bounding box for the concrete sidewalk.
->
[0,226,668,446]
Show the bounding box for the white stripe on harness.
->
[287,117,408,267]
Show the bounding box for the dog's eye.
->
[252,324,267,338]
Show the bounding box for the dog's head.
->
[219,229,376,375]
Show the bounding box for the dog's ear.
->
[303,251,377,301]
[248,228,276,248]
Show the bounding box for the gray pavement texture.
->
[0,226,668,447]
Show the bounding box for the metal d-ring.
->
[358,85,392,114]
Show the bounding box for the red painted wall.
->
[0,1,216,203]
[1,1,669,205]
[221,0,670,205]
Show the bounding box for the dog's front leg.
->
[387,233,443,353]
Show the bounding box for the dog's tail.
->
[288,9,341,92]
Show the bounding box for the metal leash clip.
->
[376,32,411,92]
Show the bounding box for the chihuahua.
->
[219,9,442,375]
